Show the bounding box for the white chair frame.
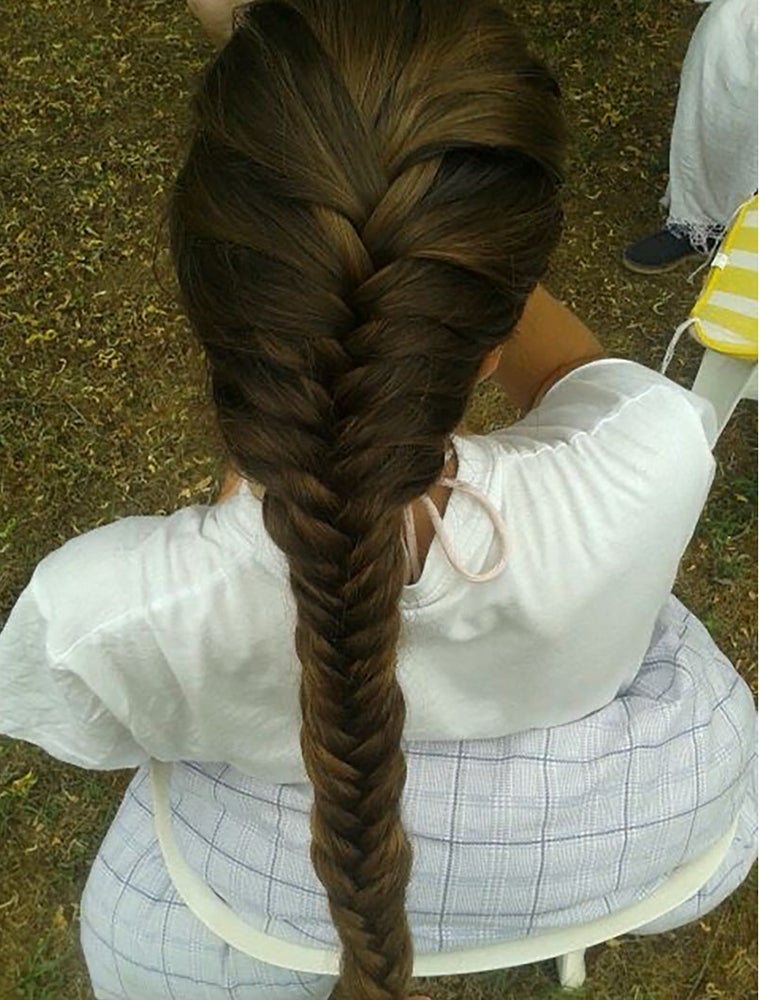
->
[150,759,737,991]
[691,349,758,447]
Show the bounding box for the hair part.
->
[170,2,564,996]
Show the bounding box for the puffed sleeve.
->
[513,358,718,569]
[0,565,150,771]
[535,357,717,445]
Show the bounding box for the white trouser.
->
[661,0,758,250]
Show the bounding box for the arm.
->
[490,284,606,411]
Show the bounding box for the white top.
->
[0,360,716,784]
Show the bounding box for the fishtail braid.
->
[170,2,565,997]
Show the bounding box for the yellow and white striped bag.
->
[662,194,758,372]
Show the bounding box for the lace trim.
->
[665,217,726,256]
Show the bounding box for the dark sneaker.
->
[622,228,704,274]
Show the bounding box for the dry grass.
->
[0,1,756,998]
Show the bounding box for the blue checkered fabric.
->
[80,595,757,1000]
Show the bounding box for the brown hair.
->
[169,2,564,996]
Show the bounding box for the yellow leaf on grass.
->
[9,770,37,796]
[52,905,68,931]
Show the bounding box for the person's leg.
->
[79,767,338,1000]
[624,0,758,273]
[666,0,758,245]
[630,761,757,935]
[186,0,239,48]
[80,855,338,999]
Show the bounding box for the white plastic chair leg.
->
[691,350,758,447]
[556,948,586,989]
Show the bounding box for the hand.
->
[186,0,240,47]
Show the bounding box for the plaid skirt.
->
[80,596,757,1000]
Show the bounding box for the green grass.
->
[699,471,758,583]
[15,933,80,1000]
[0,0,756,998]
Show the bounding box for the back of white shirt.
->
[0,360,716,782]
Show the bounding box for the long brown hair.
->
[169,2,564,996]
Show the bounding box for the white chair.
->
[691,349,758,447]
[150,759,737,991]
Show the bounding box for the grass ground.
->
[0,1,756,998]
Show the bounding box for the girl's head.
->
[169,1,564,996]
